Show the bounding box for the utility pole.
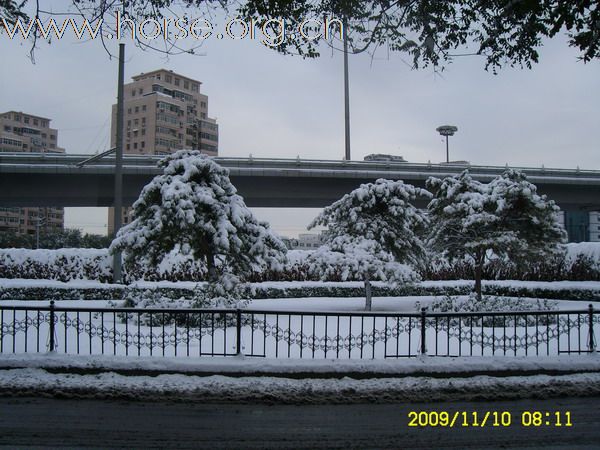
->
[112,43,125,283]
[343,18,351,161]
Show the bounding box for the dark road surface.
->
[0,396,598,449]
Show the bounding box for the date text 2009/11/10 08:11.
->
[407,411,573,428]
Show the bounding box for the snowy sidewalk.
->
[1,354,600,403]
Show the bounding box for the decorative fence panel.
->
[0,302,597,359]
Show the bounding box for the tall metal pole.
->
[343,19,351,161]
[446,135,449,163]
[112,43,125,283]
[36,220,40,249]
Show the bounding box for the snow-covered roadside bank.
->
[1,366,600,404]
[2,353,600,377]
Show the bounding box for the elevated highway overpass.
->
[1,153,599,211]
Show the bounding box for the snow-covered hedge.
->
[3,279,600,302]
[0,248,206,282]
[0,279,124,301]
[423,242,600,282]
[416,294,559,326]
[3,243,600,283]
[0,249,113,282]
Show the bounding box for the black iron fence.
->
[0,301,597,359]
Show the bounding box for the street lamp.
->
[436,125,458,163]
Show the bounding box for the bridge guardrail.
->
[1,152,600,179]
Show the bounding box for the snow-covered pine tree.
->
[426,170,498,299]
[489,168,567,267]
[427,169,567,299]
[110,150,287,306]
[308,178,430,310]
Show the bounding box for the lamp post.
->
[436,125,458,163]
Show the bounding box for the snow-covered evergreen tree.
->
[488,169,567,261]
[110,150,287,306]
[309,179,430,310]
[427,169,567,299]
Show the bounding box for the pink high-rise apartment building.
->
[108,69,219,234]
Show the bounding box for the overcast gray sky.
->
[2,3,599,237]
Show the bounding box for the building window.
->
[141,141,145,148]
[126,143,130,150]
[41,133,47,138]
[184,80,189,89]
[127,108,132,114]
[13,114,21,121]
[141,117,146,125]
[133,142,137,149]
[134,119,139,126]
[142,105,147,112]
[191,83,198,92]
[50,134,55,140]
[141,128,146,135]
[200,101,207,108]
[3,126,10,132]
[33,119,38,126]
[131,90,136,96]
[127,120,131,126]
[139,88,143,95]
[174,78,180,86]
[24,117,29,124]
[166,74,172,83]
